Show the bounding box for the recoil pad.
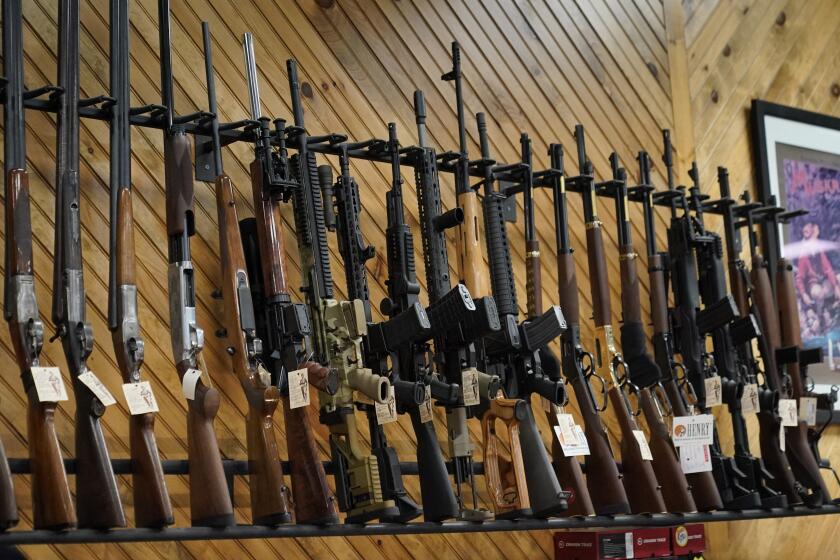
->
[426,284,475,333]
[347,367,390,404]
[525,373,565,405]
[393,379,426,406]
[696,295,739,334]
[520,306,566,351]
[621,320,661,389]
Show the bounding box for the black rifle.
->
[476,118,570,518]
[412,90,500,521]
[52,0,125,529]
[661,131,760,509]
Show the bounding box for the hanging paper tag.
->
[572,425,591,456]
[31,366,68,403]
[704,376,722,407]
[257,364,272,388]
[780,424,786,452]
[679,444,712,474]
[799,397,817,426]
[779,399,798,426]
[78,370,116,407]
[181,368,202,400]
[554,413,590,456]
[375,385,398,424]
[461,368,480,407]
[741,383,759,414]
[122,381,159,415]
[288,368,310,409]
[419,385,434,424]
[671,414,714,447]
[633,429,653,461]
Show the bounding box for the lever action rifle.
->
[286,59,397,523]
[326,139,430,522]
[736,194,805,506]
[3,0,66,530]
[239,33,339,525]
[637,151,723,511]
[695,166,786,509]
[108,0,172,528]
[571,127,665,514]
[607,154,695,513]
[52,0,125,529]
[661,131,760,510]
[201,23,292,526]
[475,118,570,519]
[412,90,500,521]
[158,0,233,528]
[378,122,461,522]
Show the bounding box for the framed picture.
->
[751,100,840,404]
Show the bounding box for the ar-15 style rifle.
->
[52,0,125,529]
[238,33,339,526]
[474,118,570,519]
[637,151,722,512]
[286,59,398,523]
[571,127,665,514]
[3,0,67,531]
[603,154,695,513]
[108,0,172,528]
[201,23,292,526]
[695,166,787,509]
[412,90,500,521]
[159,0,233,528]
[661,131,760,510]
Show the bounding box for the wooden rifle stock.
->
[483,399,531,519]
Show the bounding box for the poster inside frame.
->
[751,100,840,416]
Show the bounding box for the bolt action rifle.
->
[52,0,125,529]
[637,151,723,511]
[661,131,760,510]
[474,118,570,519]
[605,154,695,513]
[108,0,172,528]
[3,0,67,531]
[201,22,292,526]
[571,127,665,514]
[286,59,398,523]
[412,90,500,521]
[158,0,233,528]
[238,33,339,525]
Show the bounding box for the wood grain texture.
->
[0,0,838,557]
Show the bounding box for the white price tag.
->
[780,424,786,452]
[554,413,590,456]
[181,368,202,400]
[77,370,116,407]
[679,444,712,474]
[741,383,759,414]
[122,381,159,415]
[572,425,591,456]
[800,397,817,426]
[671,414,715,447]
[375,385,398,424]
[419,385,434,424]
[633,429,653,461]
[288,368,310,409]
[779,399,798,426]
[31,366,68,403]
[461,368,480,407]
[704,376,722,407]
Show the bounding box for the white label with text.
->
[741,383,759,414]
[419,385,434,424]
[461,368,481,407]
[704,376,722,407]
[671,414,715,447]
[31,367,68,403]
[288,368,310,409]
[181,368,202,400]
[680,444,712,474]
[122,381,159,415]
[779,399,798,426]
[78,370,116,407]
[633,429,653,461]
[375,386,398,424]
[800,397,817,426]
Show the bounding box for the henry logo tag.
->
[419,385,434,424]
[288,368,310,410]
[78,370,116,407]
[122,381,159,415]
[461,368,481,407]
[799,397,817,426]
[779,399,798,427]
[671,414,715,447]
[704,376,722,407]
[375,385,398,424]
[31,366,68,403]
[741,383,759,414]
[181,368,202,400]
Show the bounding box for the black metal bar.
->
[0,505,835,544]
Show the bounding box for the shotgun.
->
[52,0,125,529]
[159,0,233,528]
[239,34,339,525]
[3,0,64,530]
[108,0,172,528]
[637,151,723,511]
[571,127,665,514]
[201,22,292,525]
[608,154,695,513]
[286,59,398,523]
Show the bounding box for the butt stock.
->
[482,399,531,519]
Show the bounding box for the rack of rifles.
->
[1,0,838,537]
